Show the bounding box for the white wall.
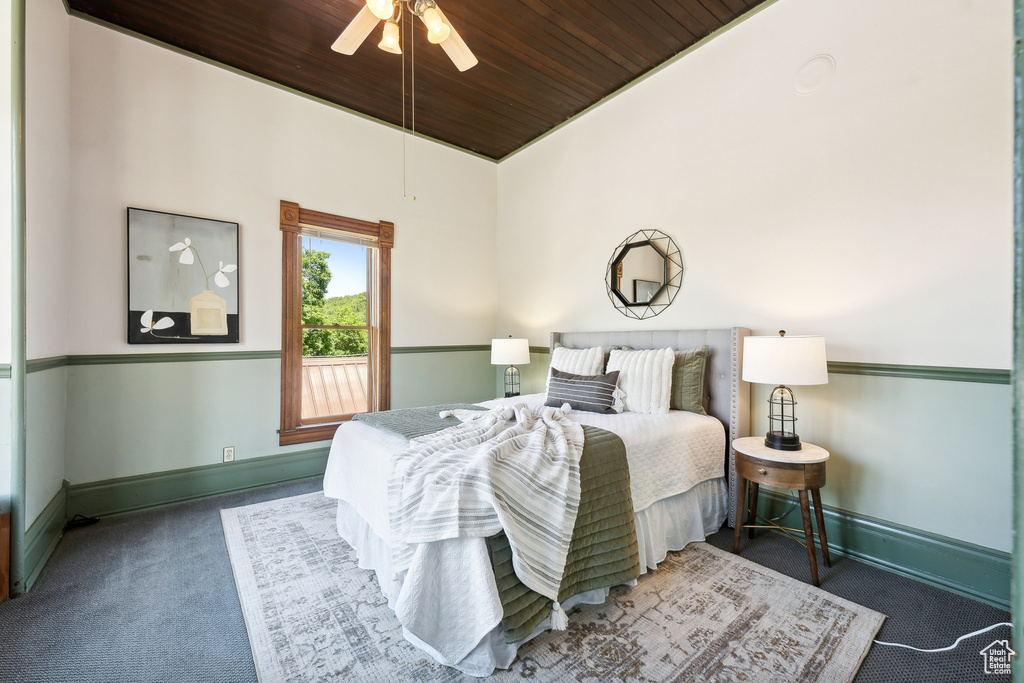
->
[20,0,1014,555]
[497,0,1011,369]
[27,0,69,361]
[53,13,498,486]
[496,0,1013,551]
[68,18,498,354]
[24,0,70,527]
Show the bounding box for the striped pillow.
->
[545,368,620,414]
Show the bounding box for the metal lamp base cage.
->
[504,365,521,397]
[766,385,802,451]
[764,430,802,451]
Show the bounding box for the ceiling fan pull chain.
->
[401,7,407,199]
[411,9,417,201]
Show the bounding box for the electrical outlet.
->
[223,446,235,463]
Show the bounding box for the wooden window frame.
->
[278,200,393,445]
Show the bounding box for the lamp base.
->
[764,431,802,451]
[503,365,521,398]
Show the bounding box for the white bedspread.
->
[479,394,726,511]
[322,394,727,676]
[324,394,725,538]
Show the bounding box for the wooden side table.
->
[731,436,831,586]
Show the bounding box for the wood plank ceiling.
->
[67,0,769,160]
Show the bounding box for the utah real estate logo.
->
[979,640,1015,675]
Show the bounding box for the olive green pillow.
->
[670,345,709,414]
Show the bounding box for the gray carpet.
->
[0,479,321,683]
[0,477,1011,682]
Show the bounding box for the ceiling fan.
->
[332,0,478,71]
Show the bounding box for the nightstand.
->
[731,435,831,586]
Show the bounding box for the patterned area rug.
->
[222,493,885,682]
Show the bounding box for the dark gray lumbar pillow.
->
[545,368,620,414]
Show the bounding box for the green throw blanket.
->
[489,425,640,642]
[352,403,485,439]
[354,404,641,644]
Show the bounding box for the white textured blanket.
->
[387,403,583,602]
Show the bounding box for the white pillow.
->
[549,345,604,376]
[606,347,675,414]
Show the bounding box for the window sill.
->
[278,421,347,446]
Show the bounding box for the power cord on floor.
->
[873,621,1013,653]
[64,513,100,531]
[767,504,797,522]
[748,505,1010,656]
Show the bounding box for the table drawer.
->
[736,456,825,489]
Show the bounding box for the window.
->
[279,200,393,445]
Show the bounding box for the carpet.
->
[222,492,885,682]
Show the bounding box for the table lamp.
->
[491,336,531,397]
[742,331,828,451]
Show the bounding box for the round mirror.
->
[605,229,682,320]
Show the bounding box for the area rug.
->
[222,493,885,682]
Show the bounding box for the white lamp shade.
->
[742,335,828,386]
[491,338,531,366]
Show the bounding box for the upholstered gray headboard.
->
[550,328,751,528]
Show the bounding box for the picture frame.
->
[633,279,661,304]
[127,207,240,344]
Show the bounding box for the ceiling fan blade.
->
[432,6,478,71]
[331,5,380,55]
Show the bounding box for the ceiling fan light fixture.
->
[335,0,476,69]
[378,19,402,54]
[366,0,396,21]
[422,7,451,44]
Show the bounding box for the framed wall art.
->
[127,207,240,344]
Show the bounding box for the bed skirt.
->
[334,476,728,677]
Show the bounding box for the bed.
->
[322,327,751,676]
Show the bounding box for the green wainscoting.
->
[65,447,329,519]
[529,344,1011,385]
[392,345,490,355]
[63,351,281,366]
[826,361,1010,385]
[26,367,67,531]
[22,486,64,593]
[754,490,1011,610]
[21,447,329,593]
[392,347,495,408]
[25,357,67,373]
[16,346,1014,610]
[505,350,1013,397]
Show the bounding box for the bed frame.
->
[550,328,751,527]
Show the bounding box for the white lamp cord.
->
[744,504,1011,655]
[873,621,1013,653]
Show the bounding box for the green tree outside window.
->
[301,248,369,357]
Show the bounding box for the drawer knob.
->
[758,468,767,475]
